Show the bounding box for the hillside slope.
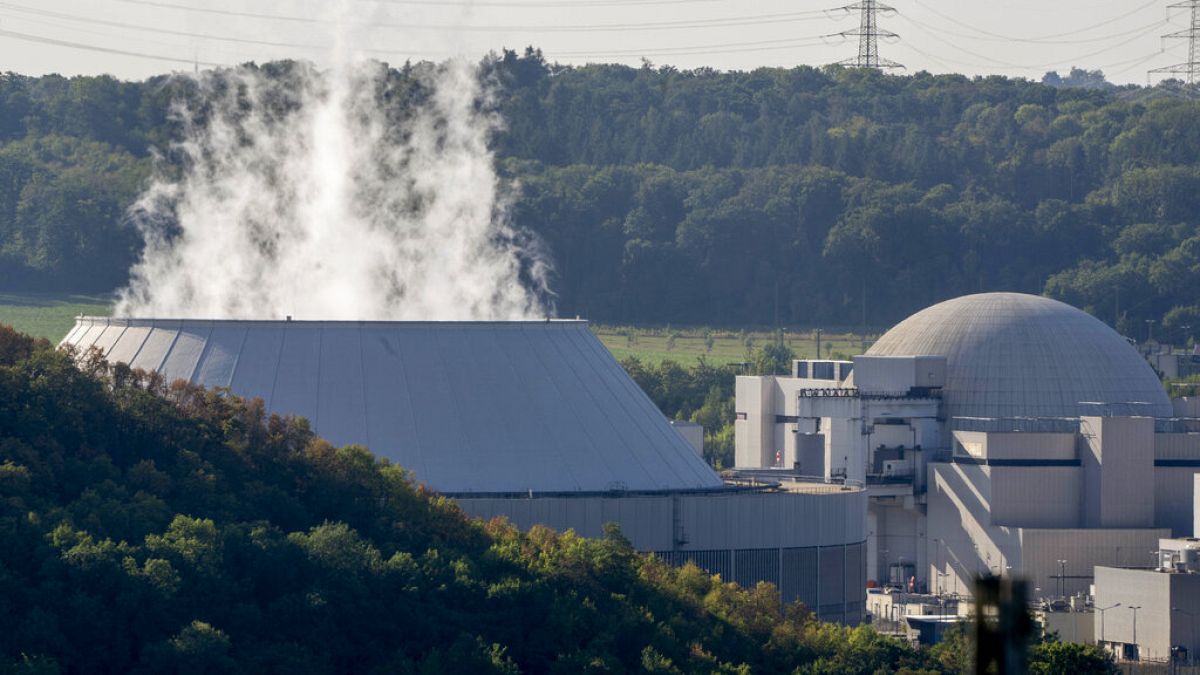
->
[0,325,936,674]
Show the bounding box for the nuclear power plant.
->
[61,317,868,624]
[62,292,1200,629]
[735,292,1200,602]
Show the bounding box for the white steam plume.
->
[116,55,553,320]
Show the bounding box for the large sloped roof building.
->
[736,292,1199,604]
[63,317,868,624]
[63,318,720,494]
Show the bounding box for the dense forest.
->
[3,51,1200,334]
[0,324,1118,673]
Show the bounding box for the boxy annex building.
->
[62,317,868,623]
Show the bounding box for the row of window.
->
[795,360,853,381]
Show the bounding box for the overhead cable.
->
[109,0,832,33]
[0,2,332,51]
[554,36,829,58]
[909,0,1163,44]
[351,0,727,6]
[0,26,226,67]
[899,16,1168,72]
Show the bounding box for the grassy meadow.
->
[0,293,113,343]
[590,325,869,366]
[0,292,872,362]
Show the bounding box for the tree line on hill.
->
[3,52,1200,335]
[0,324,1117,673]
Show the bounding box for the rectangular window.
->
[960,441,983,457]
[812,361,836,380]
[736,412,748,420]
[839,362,853,380]
[794,361,809,378]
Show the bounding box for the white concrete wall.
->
[928,462,1169,598]
[1021,528,1169,598]
[989,466,1081,528]
[735,376,774,468]
[456,489,867,553]
[871,500,925,587]
[1155,467,1200,537]
[1040,610,1094,644]
[1091,567,1200,661]
[928,462,1010,595]
[852,355,946,394]
[671,421,704,456]
[871,423,914,450]
[1080,416,1155,529]
[981,433,1076,461]
[460,494,675,549]
[1152,433,1200,536]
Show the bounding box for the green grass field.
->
[0,293,113,343]
[591,325,869,366]
[0,291,872,362]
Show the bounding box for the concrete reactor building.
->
[62,317,868,623]
[735,292,1200,601]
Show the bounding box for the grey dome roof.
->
[61,317,724,494]
[866,293,1172,421]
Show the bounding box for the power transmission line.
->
[825,1,903,70]
[554,36,829,58]
[901,15,1167,73]
[909,0,1163,44]
[354,0,726,6]
[1149,0,1200,83]
[0,2,333,52]
[0,26,226,67]
[108,0,832,33]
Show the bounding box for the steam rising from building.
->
[116,54,552,320]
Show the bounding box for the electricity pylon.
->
[1150,0,1200,84]
[827,0,904,70]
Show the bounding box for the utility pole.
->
[1130,605,1142,650]
[1150,0,1200,84]
[826,0,905,70]
[1097,603,1121,645]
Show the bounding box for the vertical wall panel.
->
[314,324,369,448]
[105,325,152,366]
[158,323,211,384]
[129,325,180,372]
[783,547,819,609]
[192,323,247,388]
[819,546,846,622]
[269,325,323,424]
[734,549,779,590]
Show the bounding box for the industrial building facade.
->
[734,293,1200,603]
[62,316,869,624]
[460,487,867,623]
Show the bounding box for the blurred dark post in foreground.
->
[974,575,1033,674]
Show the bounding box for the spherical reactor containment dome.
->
[865,293,1172,421]
[60,318,725,495]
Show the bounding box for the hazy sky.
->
[0,0,1190,85]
